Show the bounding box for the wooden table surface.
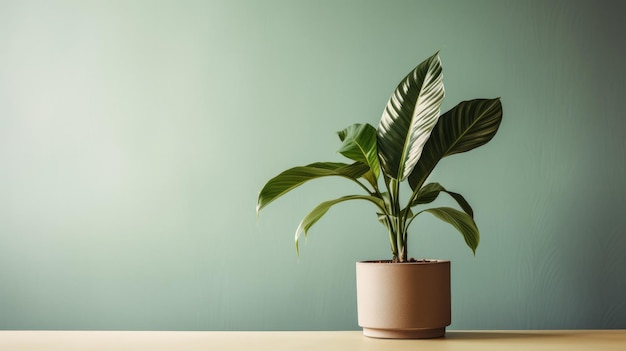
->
[0,330,624,351]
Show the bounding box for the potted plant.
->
[256,52,502,338]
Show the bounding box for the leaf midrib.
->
[442,99,498,157]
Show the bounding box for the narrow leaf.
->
[377,52,445,181]
[409,98,503,190]
[412,182,474,217]
[257,162,369,214]
[424,207,480,254]
[295,195,386,254]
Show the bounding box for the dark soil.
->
[372,258,434,263]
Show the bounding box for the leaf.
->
[256,162,370,214]
[295,195,387,254]
[377,52,445,181]
[337,123,380,181]
[409,98,503,190]
[412,182,474,217]
[424,207,480,254]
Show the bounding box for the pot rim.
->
[357,259,450,265]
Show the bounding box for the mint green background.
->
[1,0,624,330]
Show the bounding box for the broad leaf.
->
[337,123,380,181]
[424,207,479,254]
[412,182,474,217]
[377,52,445,181]
[409,98,503,190]
[295,195,386,254]
[257,162,369,214]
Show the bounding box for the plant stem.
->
[389,179,407,262]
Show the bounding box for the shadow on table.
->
[443,331,570,340]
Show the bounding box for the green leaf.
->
[295,195,386,254]
[337,123,380,181]
[256,162,369,214]
[424,207,480,254]
[377,52,445,181]
[412,182,474,218]
[409,98,503,190]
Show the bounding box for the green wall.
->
[1,0,624,330]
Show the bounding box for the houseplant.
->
[256,52,502,338]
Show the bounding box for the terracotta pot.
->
[355,260,451,339]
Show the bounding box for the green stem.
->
[382,176,396,260]
[389,179,406,262]
[348,177,375,196]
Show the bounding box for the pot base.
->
[363,327,446,339]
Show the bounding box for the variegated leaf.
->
[377,52,445,181]
[409,98,503,190]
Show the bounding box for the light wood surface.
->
[0,330,624,351]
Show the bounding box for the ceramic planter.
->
[355,260,451,339]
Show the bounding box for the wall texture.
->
[1,0,624,330]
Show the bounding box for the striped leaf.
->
[409,98,503,190]
[377,52,445,181]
